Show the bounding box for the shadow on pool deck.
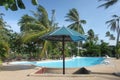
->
[1,65,36,71]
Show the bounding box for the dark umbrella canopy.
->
[42,27,86,74]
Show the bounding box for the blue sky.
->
[1,0,120,45]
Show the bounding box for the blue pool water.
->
[10,57,105,68]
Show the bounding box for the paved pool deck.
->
[0,58,120,80]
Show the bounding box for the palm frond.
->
[112,14,119,18]
[110,22,116,31]
[105,31,110,37]
[110,34,115,40]
[80,20,87,24]
[70,8,79,20]
[22,29,49,43]
[98,0,118,9]
[37,5,50,28]
[65,8,79,22]
[65,14,78,22]
[106,18,118,32]
[67,23,75,29]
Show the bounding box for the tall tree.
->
[106,15,120,47]
[18,14,36,32]
[98,0,118,9]
[87,29,95,41]
[106,31,111,37]
[105,31,115,40]
[65,8,86,56]
[18,5,50,42]
[87,29,99,43]
[18,5,54,59]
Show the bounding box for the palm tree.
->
[87,29,99,44]
[87,29,95,41]
[18,5,51,41]
[18,5,56,59]
[98,0,118,9]
[65,8,86,34]
[106,15,120,47]
[106,31,111,37]
[106,31,115,40]
[110,34,115,40]
[65,8,86,56]
[18,14,36,32]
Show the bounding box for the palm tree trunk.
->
[116,30,120,47]
[116,20,120,59]
[77,21,80,56]
[116,31,120,59]
[77,41,80,56]
[116,20,120,47]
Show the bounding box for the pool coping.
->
[28,67,93,77]
[28,69,95,77]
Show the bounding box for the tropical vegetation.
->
[98,0,120,58]
[106,15,120,47]
[0,2,119,62]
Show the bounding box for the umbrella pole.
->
[62,36,65,74]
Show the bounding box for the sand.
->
[0,58,120,80]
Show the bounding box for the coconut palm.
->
[65,8,86,34]
[65,8,86,56]
[98,0,118,9]
[18,5,56,59]
[87,29,99,43]
[87,29,95,41]
[106,31,115,40]
[31,6,59,58]
[106,31,111,37]
[110,34,115,40]
[18,14,36,32]
[18,5,50,42]
[106,15,120,47]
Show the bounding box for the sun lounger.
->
[105,55,110,59]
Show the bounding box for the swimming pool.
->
[10,57,105,68]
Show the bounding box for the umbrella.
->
[42,27,86,74]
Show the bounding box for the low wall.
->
[45,67,81,74]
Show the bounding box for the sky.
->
[1,0,120,45]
